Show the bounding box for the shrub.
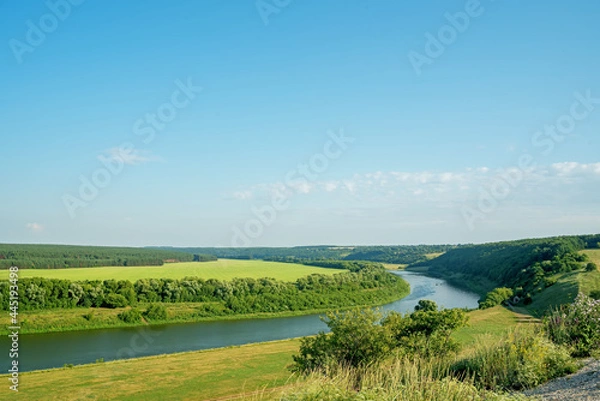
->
[544,292,600,356]
[292,309,391,373]
[479,287,513,309]
[451,328,577,391]
[117,308,142,323]
[383,307,468,358]
[414,299,437,312]
[103,293,128,308]
[143,303,167,321]
[586,262,598,272]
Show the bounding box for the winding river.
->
[2,270,480,372]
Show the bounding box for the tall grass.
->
[255,358,529,401]
[257,326,580,401]
[451,328,578,391]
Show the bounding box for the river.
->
[1,270,480,372]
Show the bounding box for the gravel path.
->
[524,359,600,401]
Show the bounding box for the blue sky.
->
[1,0,599,247]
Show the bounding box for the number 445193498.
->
[8,266,19,324]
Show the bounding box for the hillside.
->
[409,234,600,314]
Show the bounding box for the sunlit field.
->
[9,259,343,282]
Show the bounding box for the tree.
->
[383,308,468,358]
[414,299,437,312]
[480,287,514,309]
[292,309,391,373]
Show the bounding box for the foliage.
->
[544,292,600,356]
[103,293,128,308]
[480,287,514,309]
[153,244,456,265]
[418,234,600,310]
[143,303,167,321]
[414,299,438,312]
[586,262,598,272]
[0,265,409,319]
[383,307,468,358]
[292,305,468,374]
[117,308,142,323]
[0,244,213,269]
[451,328,577,391]
[292,309,391,372]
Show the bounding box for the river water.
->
[1,270,480,372]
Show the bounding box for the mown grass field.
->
[6,259,343,282]
[0,306,523,401]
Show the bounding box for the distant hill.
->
[150,244,457,265]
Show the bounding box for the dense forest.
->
[0,261,408,318]
[0,244,215,269]
[413,234,600,305]
[153,244,456,265]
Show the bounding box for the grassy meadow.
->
[5,259,343,282]
[0,306,523,401]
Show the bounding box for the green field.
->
[584,249,600,267]
[7,259,343,282]
[0,307,523,401]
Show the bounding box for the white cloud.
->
[26,222,44,232]
[233,190,254,200]
[229,162,600,207]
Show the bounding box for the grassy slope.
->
[0,340,301,401]
[452,306,534,348]
[0,307,523,401]
[522,250,600,317]
[4,259,342,282]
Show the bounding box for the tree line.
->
[0,244,215,269]
[0,263,409,316]
[153,244,456,265]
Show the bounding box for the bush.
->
[544,293,600,356]
[479,287,513,309]
[451,328,577,391]
[292,309,391,373]
[117,308,142,323]
[143,303,167,321]
[383,307,468,358]
[103,293,128,308]
[414,299,437,312]
[586,262,598,272]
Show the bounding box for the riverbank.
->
[0,306,523,401]
[0,280,410,335]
